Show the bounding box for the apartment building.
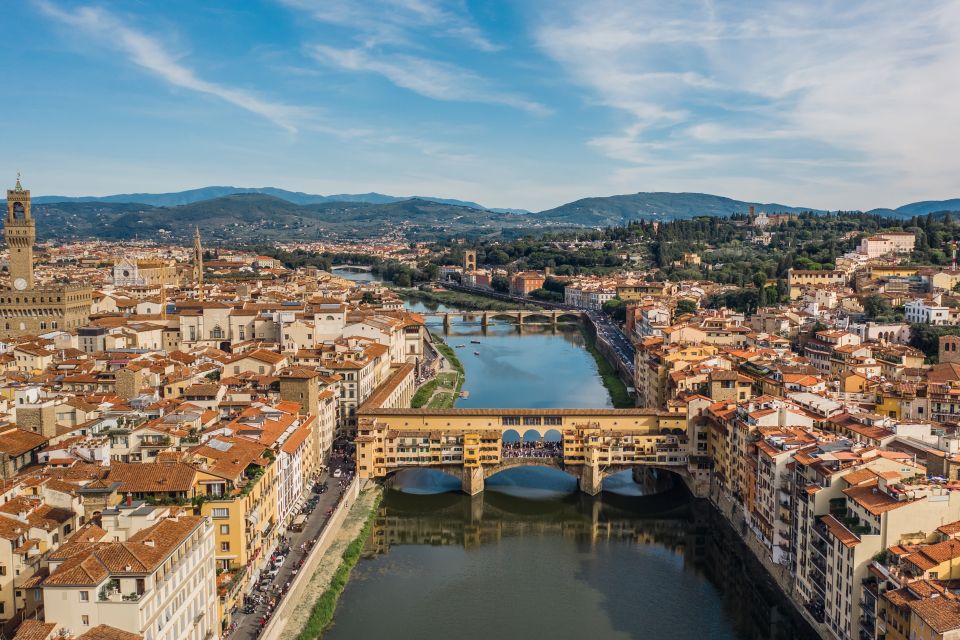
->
[40,504,216,640]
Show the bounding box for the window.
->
[220,524,229,535]
[221,542,230,552]
[212,508,229,519]
[502,416,521,426]
[82,615,89,626]
[0,566,5,576]
[80,591,89,602]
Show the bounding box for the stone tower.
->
[193,226,204,301]
[5,173,35,290]
[463,249,477,271]
[940,335,960,364]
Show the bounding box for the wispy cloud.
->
[310,45,548,115]
[279,0,499,51]
[535,0,960,208]
[36,0,306,133]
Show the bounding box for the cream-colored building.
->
[40,505,216,640]
[858,232,916,259]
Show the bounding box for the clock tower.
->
[6,173,35,290]
[0,175,91,338]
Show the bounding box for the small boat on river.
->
[470,340,481,344]
[473,351,480,356]
[455,344,465,348]
[459,390,470,398]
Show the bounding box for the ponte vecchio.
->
[357,393,712,497]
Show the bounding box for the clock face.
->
[13,278,27,291]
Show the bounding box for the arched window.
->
[12,202,25,220]
[211,325,224,340]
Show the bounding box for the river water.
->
[324,269,817,640]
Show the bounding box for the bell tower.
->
[5,173,35,290]
[193,226,204,301]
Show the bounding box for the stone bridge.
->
[420,309,583,328]
[355,407,712,497]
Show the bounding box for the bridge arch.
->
[521,313,556,324]
[384,467,464,493]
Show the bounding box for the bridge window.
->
[502,416,521,426]
[523,416,541,426]
[544,416,562,426]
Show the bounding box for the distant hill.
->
[536,192,822,227]
[31,194,551,243]
[30,185,493,211]
[867,199,960,218]
[17,188,960,242]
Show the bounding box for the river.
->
[323,268,817,640]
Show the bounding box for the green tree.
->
[863,294,892,320]
[602,298,627,323]
[676,299,697,316]
[492,275,510,293]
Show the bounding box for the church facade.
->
[0,177,91,338]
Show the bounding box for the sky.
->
[2,0,959,211]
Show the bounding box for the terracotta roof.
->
[12,620,56,640]
[108,462,197,494]
[909,596,960,634]
[0,429,49,456]
[77,624,144,640]
[843,482,908,515]
[820,514,860,547]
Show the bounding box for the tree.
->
[602,298,627,323]
[530,288,563,302]
[676,299,697,316]
[863,294,892,320]
[492,275,510,293]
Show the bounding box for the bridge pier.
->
[443,313,451,331]
[579,463,603,496]
[461,465,484,495]
[481,312,489,328]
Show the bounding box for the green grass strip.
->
[430,333,464,374]
[581,328,633,408]
[296,492,383,640]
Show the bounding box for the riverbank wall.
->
[257,478,363,640]
[706,488,829,639]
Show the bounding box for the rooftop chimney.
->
[126,492,133,507]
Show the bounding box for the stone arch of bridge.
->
[485,312,521,324]
[484,457,573,480]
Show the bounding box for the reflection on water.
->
[389,467,671,499]
[325,485,819,640]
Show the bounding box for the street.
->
[226,447,356,639]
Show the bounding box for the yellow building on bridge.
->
[355,406,711,496]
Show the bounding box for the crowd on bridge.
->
[502,440,563,459]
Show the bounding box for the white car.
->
[333,468,343,478]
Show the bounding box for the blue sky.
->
[2,0,959,211]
